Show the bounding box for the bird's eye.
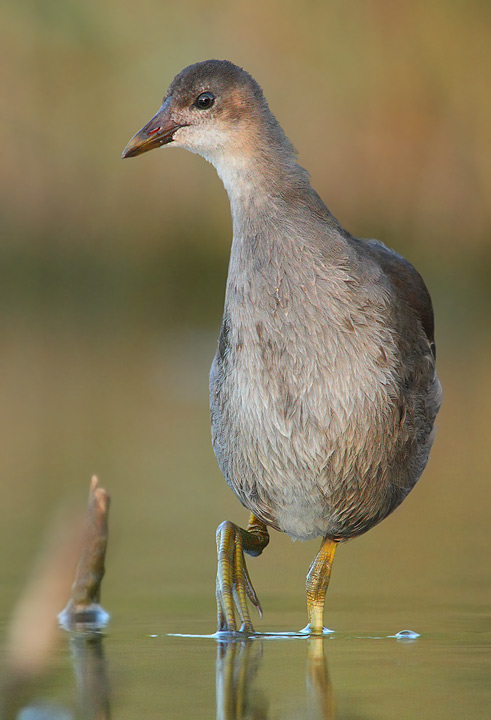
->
[195,91,215,110]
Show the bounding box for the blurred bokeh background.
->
[0,1,490,715]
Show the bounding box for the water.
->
[3,611,489,719]
[0,322,489,718]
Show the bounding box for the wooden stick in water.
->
[59,476,110,630]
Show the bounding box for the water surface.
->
[0,320,489,719]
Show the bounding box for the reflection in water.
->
[216,639,267,720]
[70,633,111,720]
[215,637,334,720]
[306,638,335,720]
[3,633,111,720]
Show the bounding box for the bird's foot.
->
[299,624,335,636]
[215,517,269,634]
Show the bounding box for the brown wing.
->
[362,239,436,359]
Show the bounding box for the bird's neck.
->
[210,141,344,261]
[209,149,345,314]
[211,145,313,238]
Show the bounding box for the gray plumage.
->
[124,59,441,544]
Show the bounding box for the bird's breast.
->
[209,258,418,540]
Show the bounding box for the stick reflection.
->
[70,632,111,720]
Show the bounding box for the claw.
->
[216,520,262,633]
[241,554,262,618]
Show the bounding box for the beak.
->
[122,98,182,159]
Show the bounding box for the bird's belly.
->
[210,328,435,541]
[210,282,439,542]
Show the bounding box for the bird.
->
[122,59,441,635]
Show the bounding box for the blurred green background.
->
[0,0,490,647]
[1,1,490,717]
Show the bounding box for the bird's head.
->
[122,59,277,164]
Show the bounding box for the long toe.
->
[216,520,262,634]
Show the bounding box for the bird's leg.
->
[306,537,338,634]
[216,513,269,633]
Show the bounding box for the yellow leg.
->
[306,537,338,634]
[216,513,269,633]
